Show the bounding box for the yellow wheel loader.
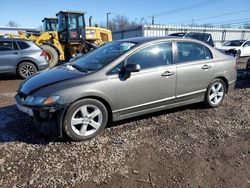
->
[42,18,58,32]
[36,11,112,67]
[8,11,112,67]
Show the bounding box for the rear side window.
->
[177,42,212,63]
[13,42,19,50]
[17,41,30,50]
[0,41,13,51]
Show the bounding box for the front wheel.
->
[236,50,241,58]
[63,99,108,141]
[204,79,226,108]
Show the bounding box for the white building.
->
[112,25,250,47]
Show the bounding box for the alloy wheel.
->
[20,64,36,77]
[70,105,103,137]
[209,82,224,105]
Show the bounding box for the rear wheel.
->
[17,62,37,79]
[63,99,108,141]
[204,79,226,108]
[41,45,58,67]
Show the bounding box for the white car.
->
[217,40,250,57]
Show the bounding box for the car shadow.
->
[236,69,250,89]
[0,105,63,144]
[0,73,21,81]
[107,102,205,129]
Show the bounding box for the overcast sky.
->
[0,0,249,28]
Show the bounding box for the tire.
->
[246,58,250,70]
[17,62,37,79]
[41,45,58,67]
[63,99,108,141]
[236,50,241,58]
[204,79,226,108]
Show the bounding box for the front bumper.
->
[15,94,66,137]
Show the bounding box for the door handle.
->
[12,52,18,55]
[161,71,174,77]
[202,64,212,70]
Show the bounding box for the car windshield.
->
[223,40,245,46]
[73,41,136,71]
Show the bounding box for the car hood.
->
[19,66,85,95]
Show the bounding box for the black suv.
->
[169,32,215,47]
[184,32,215,47]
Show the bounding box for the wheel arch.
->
[214,76,229,92]
[16,60,38,74]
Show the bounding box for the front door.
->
[241,41,250,57]
[115,42,176,115]
[0,40,20,72]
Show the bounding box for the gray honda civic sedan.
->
[15,37,237,141]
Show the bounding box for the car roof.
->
[118,36,176,44]
[117,36,211,45]
[185,32,211,36]
[0,38,31,42]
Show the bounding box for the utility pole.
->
[151,16,155,25]
[106,12,112,29]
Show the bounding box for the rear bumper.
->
[38,64,49,71]
[228,79,236,92]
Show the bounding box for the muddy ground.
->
[0,58,250,188]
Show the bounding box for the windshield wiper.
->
[71,64,88,73]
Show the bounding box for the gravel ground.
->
[0,58,249,188]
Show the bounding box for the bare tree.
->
[6,21,19,27]
[108,15,139,31]
[243,23,250,29]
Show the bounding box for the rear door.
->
[0,40,20,72]
[175,41,215,99]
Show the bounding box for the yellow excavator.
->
[10,11,112,67]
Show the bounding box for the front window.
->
[57,14,66,32]
[0,41,13,51]
[126,43,173,69]
[73,41,136,72]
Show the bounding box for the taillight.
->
[40,51,47,56]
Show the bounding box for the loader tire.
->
[41,45,58,67]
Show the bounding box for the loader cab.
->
[57,11,86,43]
[42,18,58,32]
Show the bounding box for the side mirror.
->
[121,64,141,79]
[124,64,141,73]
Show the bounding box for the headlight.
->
[25,96,60,105]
